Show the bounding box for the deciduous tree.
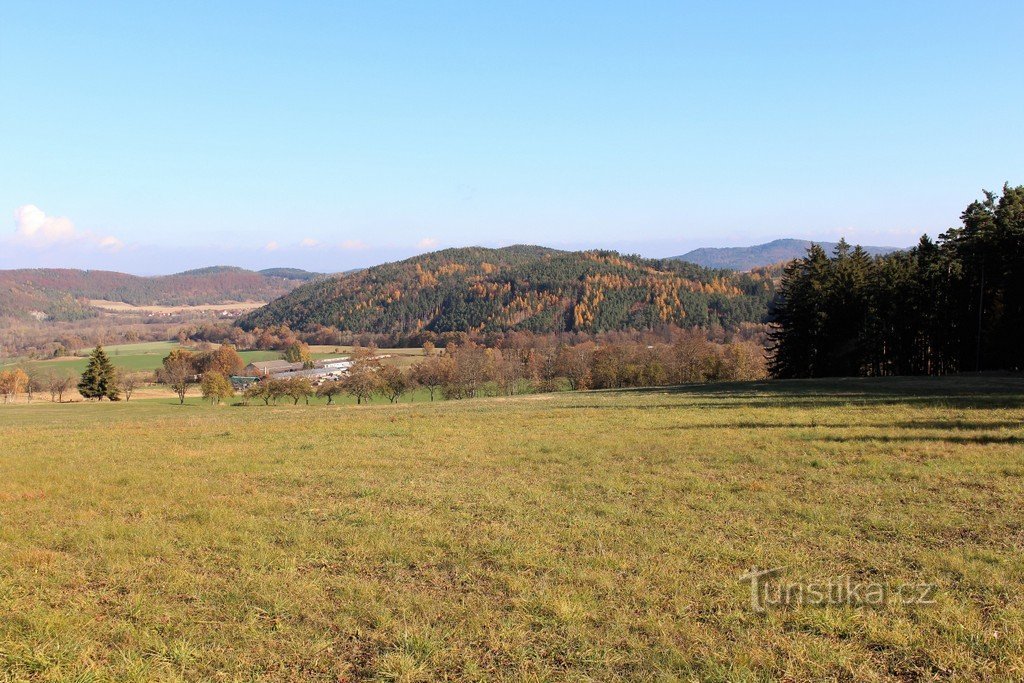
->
[159,349,197,404]
[201,371,234,405]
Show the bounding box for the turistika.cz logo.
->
[739,566,937,612]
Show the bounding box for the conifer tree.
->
[78,345,120,400]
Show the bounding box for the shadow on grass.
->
[656,419,1024,431]
[585,375,1024,411]
[815,434,1024,445]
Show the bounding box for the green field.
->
[0,343,362,377]
[1,377,1022,680]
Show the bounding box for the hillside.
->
[672,238,901,270]
[0,267,311,321]
[238,245,774,335]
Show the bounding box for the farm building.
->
[243,360,304,377]
[273,367,346,382]
[315,357,351,370]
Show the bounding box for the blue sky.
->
[1,1,1021,274]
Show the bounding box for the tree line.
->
[769,185,1024,377]
[197,331,765,407]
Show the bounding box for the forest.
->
[238,246,775,337]
[769,184,1024,377]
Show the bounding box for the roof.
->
[246,360,303,372]
[314,357,351,367]
[272,368,344,380]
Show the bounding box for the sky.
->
[1,1,1022,274]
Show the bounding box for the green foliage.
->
[282,342,311,364]
[770,185,1024,377]
[77,345,120,400]
[200,371,234,405]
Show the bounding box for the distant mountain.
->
[257,267,324,281]
[238,245,775,336]
[0,267,312,321]
[671,239,902,271]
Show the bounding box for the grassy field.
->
[0,377,1022,681]
[1,343,413,378]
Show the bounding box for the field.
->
[0,377,1022,681]
[87,300,266,315]
[0,344,380,382]
[1,343,416,378]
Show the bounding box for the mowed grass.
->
[0,377,1022,681]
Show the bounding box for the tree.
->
[378,366,414,403]
[767,185,1024,378]
[444,343,492,398]
[204,344,245,376]
[0,369,28,403]
[412,355,451,401]
[78,345,120,400]
[283,377,314,405]
[118,371,147,401]
[345,359,383,405]
[200,371,234,405]
[265,379,289,404]
[282,342,311,365]
[158,349,197,404]
[245,381,273,406]
[553,343,593,390]
[316,380,345,405]
[19,364,43,403]
[48,372,74,403]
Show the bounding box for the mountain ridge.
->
[672,238,903,271]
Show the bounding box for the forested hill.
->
[673,238,900,270]
[0,266,313,321]
[237,246,775,335]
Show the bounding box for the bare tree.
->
[118,371,147,401]
[48,373,74,403]
[21,365,43,403]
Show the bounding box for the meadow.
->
[0,376,1022,681]
[0,342,375,378]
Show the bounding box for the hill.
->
[672,238,901,270]
[238,245,774,335]
[257,267,324,281]
[0,267,311,321]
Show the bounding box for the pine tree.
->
[78,345,120,400]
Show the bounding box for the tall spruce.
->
[769,184,1024,378]
[78,345,120,400]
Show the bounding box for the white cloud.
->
[264,240,280,252]
[299,238,320,248]
[97,235,124,251]
[417,237,439,250]
[10,204,124,251]
[339,239,369,250]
